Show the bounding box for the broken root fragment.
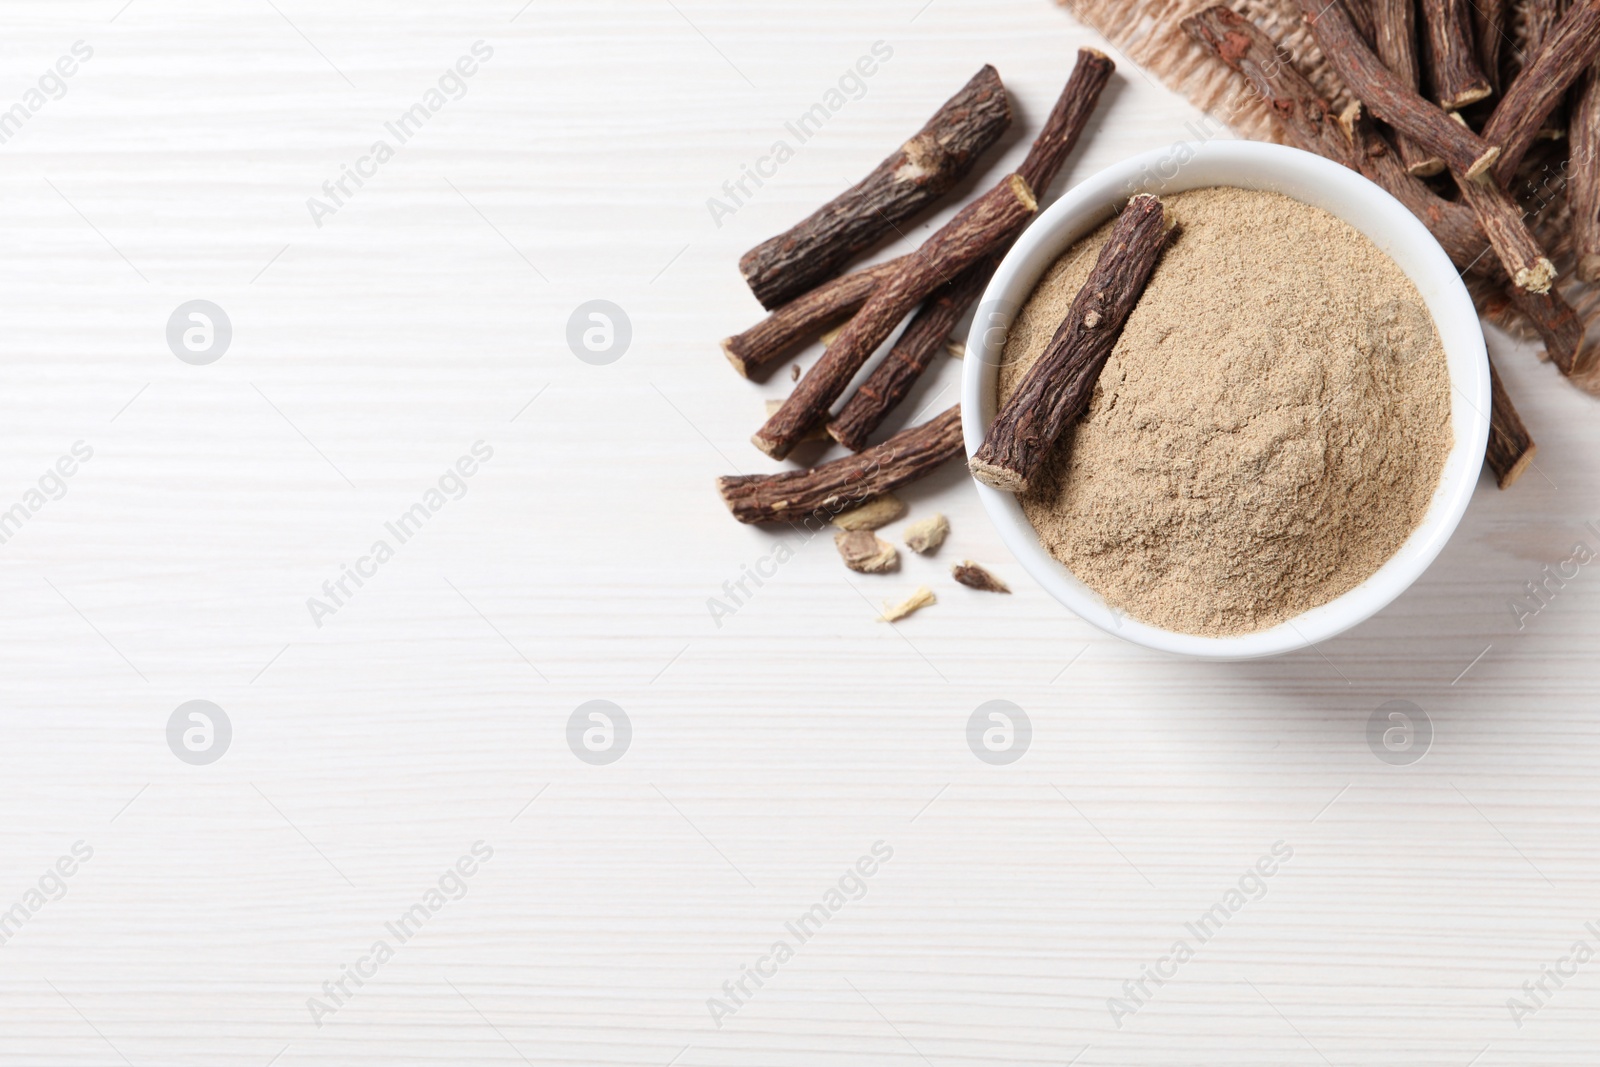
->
[880,585,936,622]
[836,530,899,573]
[832,494,907,531]
[952,561,1010,593]
[903,514,950,554]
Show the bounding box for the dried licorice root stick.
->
[1371,0,1446,173]
[1487,355,1537,487]
[722,255,908,379]
[738,65,1011,310]
[827,259,992,450]
[718,406,963,524]
[1017,47,1116,197]
[1523,0,1571,141]
[1572,64,1600,282]
[1472,0,1506,94]
[732,49,1112,387]
[1454,163,1557,292]
[1183,7,1357,165]
[827,48,1118,451]
[969,194,1168,494]
[1296,0,1502,179]
[1344,0,1378,43]
[1419,0,1493,108]
[1483,0,1600,186]
[753,174,1037,460]
[1503,285,1585,373]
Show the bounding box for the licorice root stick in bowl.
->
[968,193,1169,493]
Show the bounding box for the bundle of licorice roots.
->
[716,51,1118,527]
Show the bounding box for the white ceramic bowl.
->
[961,139,1490,659]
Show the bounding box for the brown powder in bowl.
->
[996,186,1453,636]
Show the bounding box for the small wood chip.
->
[903,513,950,554]
[832,493,907,530]
[952,560,1010,593]
[835,530,899,573]
[790,363,801,381]
[945,339,965,359]
[880,585,936,621]
[765,398,826,442]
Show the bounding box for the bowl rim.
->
[960,139,1491,660]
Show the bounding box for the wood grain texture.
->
[2,2,1600,1066]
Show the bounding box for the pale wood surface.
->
[0,1,1596,1064]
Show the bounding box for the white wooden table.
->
[1,1,1596,1064]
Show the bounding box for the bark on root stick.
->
[1454,176,1556,292]
[1344,0,1379,43]
[969,194,1169,494]
[721,255,908,379]
[719,406,963,525]
[1483,0,1600,185]
[1370,0,1447,173]
[1522,0,1571,141]
[1572,63,1600,282]
[826,258,992,451]
[1502,285,1585,374]
[753,175,1036,460]
[1183,7,1357,166]
[1472,0,1507,94]
[1296,0,1502,179]
[1419,0,1493,108]
[738,65,1011,310]
[826,47,1117,451]
[1016,48,1116,197]
[1452,125,1557,292]
[1487,354,1537,487]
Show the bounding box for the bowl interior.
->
[961,140,1490,659]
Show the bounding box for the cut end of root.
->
[1497,443,1537,489]
[1008,172,1039,214]
[1406,157,1445,178]
[1443,85,1493,111]
[825,421,865,453]
[1465,145,1501,183]
[968,456,1026,493]
[750,431,785,459]
[1514,258,1557,295]
[721,338,749,378]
